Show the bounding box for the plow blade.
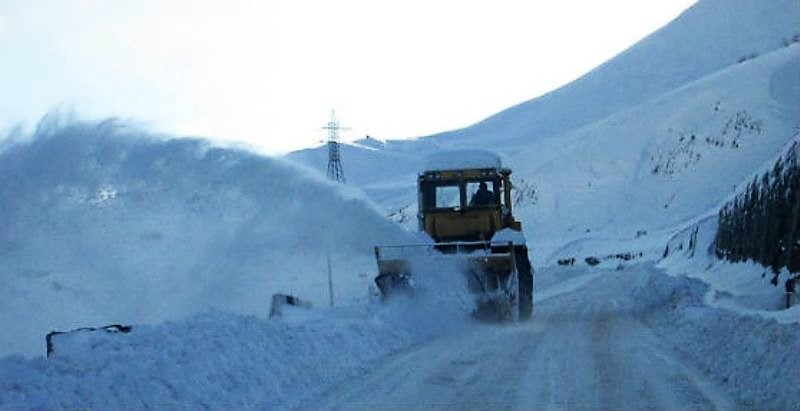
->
[374,241,533,321]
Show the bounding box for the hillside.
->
[287,0,800,263]
[514,44,800,261]
[420,0,800,150]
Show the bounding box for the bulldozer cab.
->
[418,153,521,243]
[374,149,534,321]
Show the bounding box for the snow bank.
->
[0,309,409,410]
[660,214,800,323]
[636,271,800,411]
[536,264,800,410]
[0,254,475,411]
[0,115,412,358]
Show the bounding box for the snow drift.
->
[0,115,412,358]
[0,303,466,411]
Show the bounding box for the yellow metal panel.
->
[426,210,504,239]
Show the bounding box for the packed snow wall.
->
[0,115,412,357]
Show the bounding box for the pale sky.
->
[0,0,696,154]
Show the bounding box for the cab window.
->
[466,180,500,207]
[435,184,461,209]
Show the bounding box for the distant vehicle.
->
[374,150,534,321]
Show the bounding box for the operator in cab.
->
[470,181,495,207]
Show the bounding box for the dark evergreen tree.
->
[714,142,800,280]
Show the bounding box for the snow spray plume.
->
[380,254,473,338]
[0,115,411,358]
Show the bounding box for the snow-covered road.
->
[2,262,797,410]
[299,266,734,411]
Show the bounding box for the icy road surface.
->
[299,266,734,411]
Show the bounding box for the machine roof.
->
[422,149,503,172]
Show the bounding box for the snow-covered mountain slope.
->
[422,0,800,150]
[287,0,800,264]
[513,45,800,261]
[0,117,412,358]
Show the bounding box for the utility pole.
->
[323,110,348,183]
[321,111,347,307]
[327,251,334,307]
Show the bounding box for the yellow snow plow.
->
[375,150,534,321]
